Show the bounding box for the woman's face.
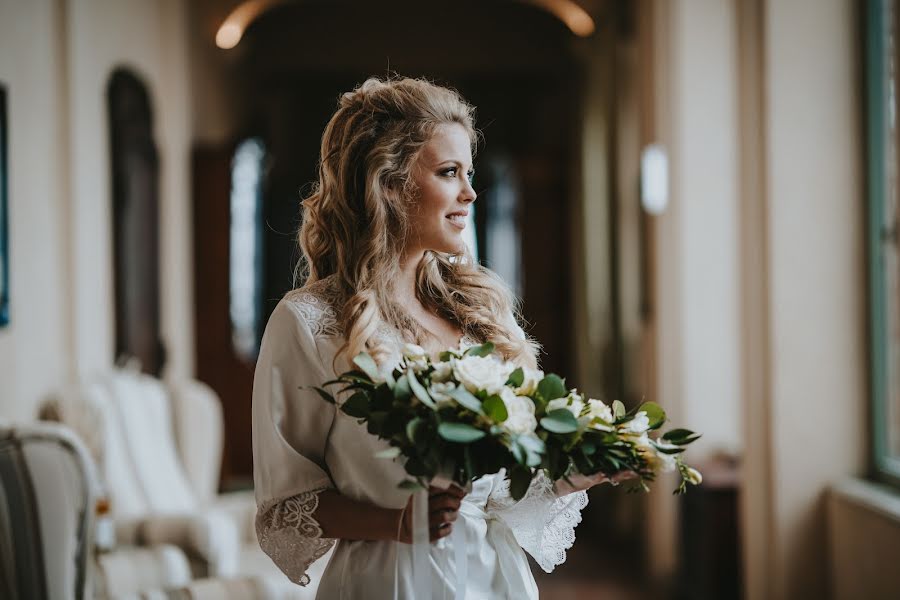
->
[407,123,476,255]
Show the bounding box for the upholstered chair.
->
[48,369,324,599]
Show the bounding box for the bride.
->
[252,76,634,599]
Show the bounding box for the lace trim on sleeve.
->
[256,489,335,586]
[486,471,589,573]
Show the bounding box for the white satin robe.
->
[252,276,588,599]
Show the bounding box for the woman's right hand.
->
[397,484,466,543]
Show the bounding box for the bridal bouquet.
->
[311,341,702,500]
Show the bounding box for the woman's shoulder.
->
[279,274,344,338]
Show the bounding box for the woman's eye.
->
[442,167,458,177]
[467,171,475,183]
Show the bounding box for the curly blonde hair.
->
[297,76,539,369]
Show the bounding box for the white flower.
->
[585,398,614,431]
[621,411,650,434]
[431,361,453,383]
[633,434,676,474]
[547,396,585,419]
[429,382,457,407]
[500,388,537,435]
[515,367,545,396]
[402,343,428,361]
[407,357,429,374]
[685,466,703,485]
[453,355,512,395]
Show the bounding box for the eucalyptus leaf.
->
[374,446,401,459]
[406,417,424,445]
[438,422,486,443]
[662,428,696,442]
[306,386,336,404]
[482,394,509,422]
[612,400,626,418]
[448,387,484,415]
[638,401,666,429]
[407,372,436,409]
[537,374,567,402]
[517,434,546,455]
[353,353,381,382]
[393,374,412,402]
[540,408,579,434]
[464,342,495,357]
[341,392,370,418]
[506,367,524,388]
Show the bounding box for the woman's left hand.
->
[554,469,640,496]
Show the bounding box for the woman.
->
[253,77,633,599]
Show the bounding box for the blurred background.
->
[1,0,898,598]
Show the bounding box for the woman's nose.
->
[461,180,477,203]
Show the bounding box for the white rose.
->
[408,357,429,374]
[546,396,585,419]
[453,355,510,395]
[402,343,428,361]
[621,411,650,434]
[648,449,677,473]
[500,388,538,434]
[515,367,545,396]
[584,398,614,431]
[429,381,457,407]
[431,361,453,383]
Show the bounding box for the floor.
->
[532,537,650,600]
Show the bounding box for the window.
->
[230,138,266,361]
[867,0,900,486]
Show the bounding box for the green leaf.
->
[540,408,579,434]
[509,465,534,501]
[353,353,381,382]
[482,394,509,422]
[464,342,495,357]
[407,373,436,409]
[517,434,546,455]
[638,402,667,430]
[448,387,484,415]
[341,392,370,418]
[439,351,455,362]
[537,375,567,402]
[374,446,401,459]
[612,400,626,418]
[506,367,524,388]
[663,428,696,443]
[393,374,412,402]
[306,386,336,404]
[406,417,425,445]
[437,422,486,443]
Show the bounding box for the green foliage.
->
[341,392,370,418]
[540,408,579,434]
[407,372,436,409]
[438,422,486,443]
[482,394,508,422]
[638,401,666,430]
[506,367,524,388]
[537,375,567,403]
[464,342,495,357]
[448,387,484,415]
[353,353,380,382]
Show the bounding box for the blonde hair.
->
[298,76,539,369]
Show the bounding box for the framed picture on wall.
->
[0,84,7,327]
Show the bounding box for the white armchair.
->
[50,369,325,599]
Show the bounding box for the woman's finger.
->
[430,522,453,542]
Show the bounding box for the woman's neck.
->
[395,250,425,312]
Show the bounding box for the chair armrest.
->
[210,490,258,544]
[116,511,240,578]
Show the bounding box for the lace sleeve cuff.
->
[486,472,589,573]
[255,489,335,586]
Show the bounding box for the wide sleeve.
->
[252,299,337,586]
[485,471,588,573]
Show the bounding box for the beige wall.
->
[0,0,70,420]
[0,0,193,419]
[648,0,869,597]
